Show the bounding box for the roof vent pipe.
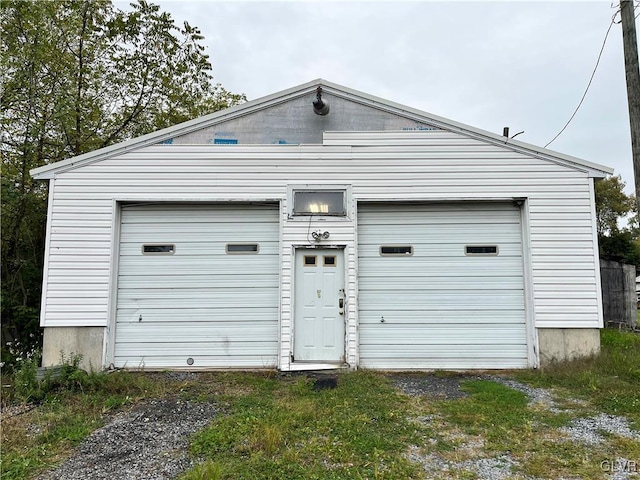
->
[313,86,330,115]
[503,127,509,137]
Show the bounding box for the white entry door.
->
[293,249,345,362]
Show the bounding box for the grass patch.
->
[437,380,530,445]
[186,371,423,479]
[515,329,640,427]
[427,378,631,479]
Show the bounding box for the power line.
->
[545,12,618,148]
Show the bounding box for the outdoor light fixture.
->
[311,230,330,241]
[313,86,329,115]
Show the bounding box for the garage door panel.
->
[120,222,275,234]
[361,347,528,370]
[119,234,274,246]
[359,325,527,344]
[358,258,524,274]
[358,243,523,257]
[119,356,277,369]
[356,277,523,289]
[114,203,279,368]
[357,229,522,244]
[358,202,529,369]
[119,241,279,256]
[358,217,521,226]
[117,274,278,289]
[117,293,278,309]
[120,203,276,218]
[357,204,518,219]
[361,345,528,358]
[358,311,525,324]
[359,291,524,309]
[121,213,276,223]
[118,260,277,276]
[362,359,529,369]
[359,270,524,279]
[117,287,277,299]
[115,342,276,357]
[116,307,278,323]
[116,323,278,342]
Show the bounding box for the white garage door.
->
[358,203,529,369]
[114,203,279,369]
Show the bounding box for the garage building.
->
[31,79,612,371]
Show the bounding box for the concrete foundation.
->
[537,328,600,366]
[42,327,104,372]
[40,326,601,371]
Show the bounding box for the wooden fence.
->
[600,259,638,328]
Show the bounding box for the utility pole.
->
[621,0,640,214]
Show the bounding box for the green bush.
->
[12,353,43,403]
[9,352,110,404]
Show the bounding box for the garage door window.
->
[142,244,175,255]
[465,245,499,256]
[464,245,498,257]
[380,245,413,256]
[226,243,260,254]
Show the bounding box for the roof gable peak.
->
[30,78,613,179]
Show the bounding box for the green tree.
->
[594,176,635,236]
[594,176,640,265]
[1,0,245,364]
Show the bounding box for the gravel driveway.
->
[37,397,218,480]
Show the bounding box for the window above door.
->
[292,190,346,216]
[288,185,351,219]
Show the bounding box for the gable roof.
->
[30,78,613,179]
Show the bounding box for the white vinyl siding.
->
[46,196,113,325]
[114,204,279,368]
[38,129,603,369]
[528,198,601,327]
[358,203,528,369]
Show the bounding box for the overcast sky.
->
[118,0,637,192]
